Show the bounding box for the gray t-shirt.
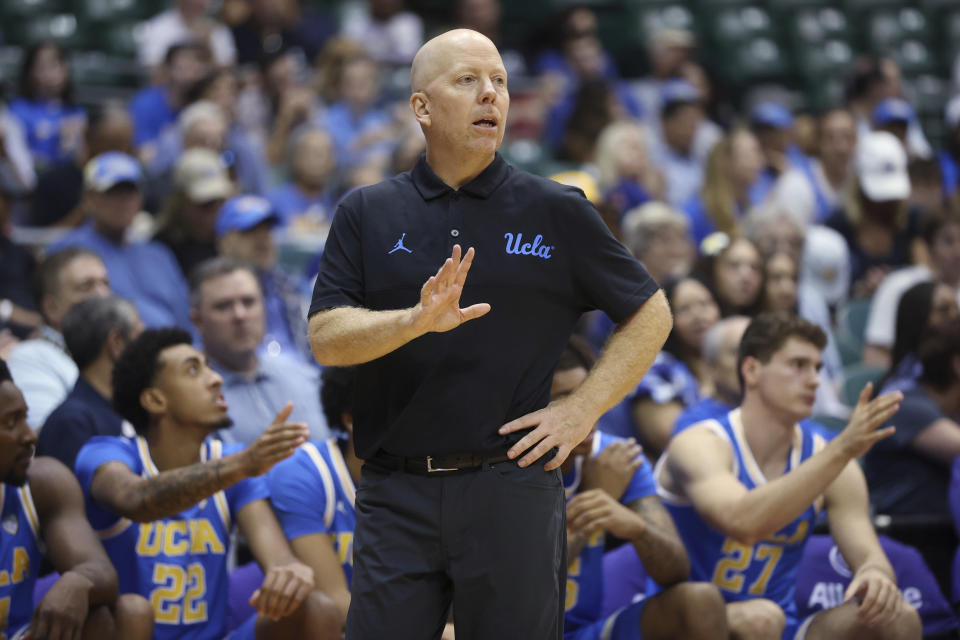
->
[865,386,950,516]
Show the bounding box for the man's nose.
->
[479,78,497,102]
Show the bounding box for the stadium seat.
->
[5,13,91,49]
[836,298,871,345]
[840,363,886,406]
[865,7,931,50]
[76,0,155,22]
[0,0,65,20]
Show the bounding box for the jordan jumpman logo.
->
[389,233,413,254]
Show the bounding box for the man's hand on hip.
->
[410,245,491,334]
[500,399,594,471]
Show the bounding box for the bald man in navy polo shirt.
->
[308,29,672,640]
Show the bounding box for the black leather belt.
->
[367,450,513,475]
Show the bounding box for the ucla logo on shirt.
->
[504,232,554,259]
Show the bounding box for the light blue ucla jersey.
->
[267,439,356,586]
[563,432,656,636]
[75,435,268,640]
[658,408,827,618]
[0,483,42,639]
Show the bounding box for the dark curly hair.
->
[112,328,193,434]
[320,366,357,435]
[737,312,826,391]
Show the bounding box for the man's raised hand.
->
[411,245,490,334]
[243,403,309,476]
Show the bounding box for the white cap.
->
[800,225,851,307]
[855,131,910,202]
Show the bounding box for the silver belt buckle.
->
[426,456,458,473]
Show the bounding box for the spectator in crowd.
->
[267,365,361,629]
[151,94,267,203]
[6,248,110,429]
[748,101,809,204]
[231,0,330,66]
[650,79,712,209]
[153,148,234,277]
[139,0,237,71]
[532,6,616,87]
[595,120,662,218]
[658,312,920,639]
[322,55,396,172]
[74,328,340,639]
[341,0,424,66]
[672,315,751,434]
[845,55,931,160]
[543,32,641,155]
[825,131,923,298]
[0,359,155,640]
[763,252,800,314]
[692,235,765,318]
[684,127,765,243]
[31,102,135,228]
[866,319,960,519]
[630,28,696,124]
[267,128,336,230]
[769,107,857,225]
[879,281,959,395]
[621,202,695,286]
[51,152,193,330]
[0,172,41,340]
[864,213,960,369]
[872,98,916,156]
[939,95,960,207]
[129,42,211,164]
[189,257,329,445]
[9,42,87,171]
[556,79,620,165]
[215,195,313,362]
[555,337,728,640]
[800,224,853,311]
[38,296,142,470]
[0,100,37,191]
[632,276,720,457]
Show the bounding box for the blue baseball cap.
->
[749,101,794,129]
[215,195,279,236]
[873,98,915,126]
[83,152,142,192]
[660,79,701,109]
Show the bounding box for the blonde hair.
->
[700,127,752,237]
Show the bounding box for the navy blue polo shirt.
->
[310,153,659,458]
[38,377,130,471]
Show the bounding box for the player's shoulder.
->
[78,434,139,459]
[506,167,595,209]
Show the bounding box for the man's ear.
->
[410,92,431,128]
[341,411,354,437]
[140,387,166,419]
[105,329,126,362]
[741,356,760,389]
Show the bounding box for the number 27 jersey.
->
[658,408,828,616]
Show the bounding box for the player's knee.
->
[882,603,922,640]
[299,590,342,639]
[114,593,154,640]
[730,599,786,640]
[80,604,115,640]
[675,583,727,637]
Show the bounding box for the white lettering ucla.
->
[807,582,923,611]
[504,232,554,259]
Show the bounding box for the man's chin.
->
[2,470,28,487]
[209,417,234,433]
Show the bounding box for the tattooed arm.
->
[624,495,689,587]
[90,405,308,523]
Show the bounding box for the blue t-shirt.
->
[322,101,393,169]
[795,534,958,637]
[50,222,192,331]
[563,432,657,636]
[674,398,836,442]
[8,98,86,168]
[661,409,828,626]
[267,439,356,586]
[129,86,176,148]
[632,351,700,408]
[75,436,269,640]
[266,183,335,228]
[0,483,43,636]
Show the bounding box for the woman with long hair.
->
[881,280,959,393]
[631,276,720,458]
[692,235,765,318]
[684,127,765,243]
[9,42,86,170]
